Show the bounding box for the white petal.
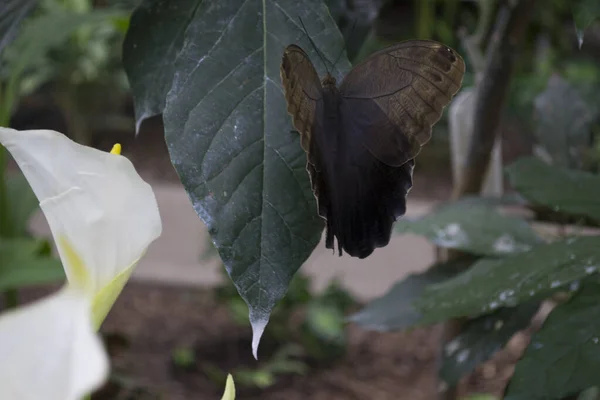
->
[0,128,162,293]
[0,287,109,400]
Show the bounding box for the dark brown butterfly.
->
[280,40,465,259]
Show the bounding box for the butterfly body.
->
[280,41,465,258]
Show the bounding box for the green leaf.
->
[122,0,198,130]
[4,172,38,237]
[532,75,595,169]
[395,199,542,256]
[0,238,65,289]
[349,259,472,331]
[0,0,38,56]
[440,302,539,386]
[573,0,600,49]
[416,236,600,324]
[506,157,600,223]
[124,0,351,357]
[506,282,600,399]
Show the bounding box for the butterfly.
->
[280,40,465,259]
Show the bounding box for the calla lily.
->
[0,127,162,399]
[0,287,108,400]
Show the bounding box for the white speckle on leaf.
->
[593,337,599,344]
[569,281,580,292]
[493,235,517,253]
[445,338,461,355]
[498,289,515,302]
[585,266,597,274]
[550,280,562,289]
[532,342,543,349]
[434,223,468,247]
[494,320,504,330]
[489,301,499,311]
[456,349,470,364]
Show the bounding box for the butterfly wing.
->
[327,40,464,258]
[280,45,330,222]
[339,40,465,167]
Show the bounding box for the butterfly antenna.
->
[298,17,332,75]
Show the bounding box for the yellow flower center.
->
[110,143,122,155]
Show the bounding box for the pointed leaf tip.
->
[251,317,268,360]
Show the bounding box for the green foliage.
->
[350,259,471,331]
[0,0,130,141]
[216,266,355,387]
[572,0,600,48]
[171,346,196,369]
[0,237,65,290]
[506,157,600,223]
[355,152,600,398]
[0,138,64,300]
[506,281,600,399]
[395,199,542,256]
[440,302,539,386]
[232,344,307,389]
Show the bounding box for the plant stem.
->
[439,1,537,399]
[452,0,536,197]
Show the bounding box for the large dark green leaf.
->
[573,0,600,48]
[440,302,539,386]
[533,75,595,169]
[349,260,472,331]
[505,282,600,399]
[122,0,198,130]
[506,157,600,223]
[416,236,600,324]
[0,238,65,289]
[395,199,541,257]
[123,0,351,357]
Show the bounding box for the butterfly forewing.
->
[280,45,331,222]
[339,40,465,167]
[280,45,323,154]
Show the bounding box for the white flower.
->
[0,128,162,400]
